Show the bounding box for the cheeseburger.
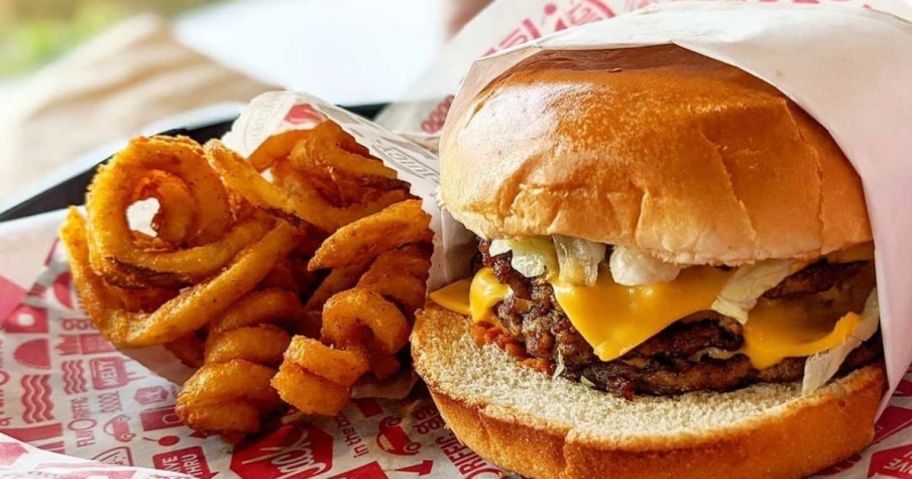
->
[412,45,884,479]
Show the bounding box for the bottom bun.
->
[412,304,886,479]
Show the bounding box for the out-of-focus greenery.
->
[0,0,227,76]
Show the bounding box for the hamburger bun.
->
[439,45,871,265]
[412,304,886,479]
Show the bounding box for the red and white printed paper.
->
[2,1,912,478]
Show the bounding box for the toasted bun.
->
[440,45,871,265]
[412,304,885,479]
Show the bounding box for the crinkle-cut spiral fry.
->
[204,139,407,232]
[273,243,431,416]
[60,208,298,347]
[176,359,282,438]
[86,136,269,288]
[308,199,432,271]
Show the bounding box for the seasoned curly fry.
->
[321,289,410,354]
[165,333,206,368]
[303,262,371,312]
[177,285,307,435]
[205,139,407,231]
[274,242,431,415]
[209,288,308,334]
[66,122,437,436]
[204,325,291,365]
[357,245,432,314]
[288,122,407,195]
[248,129,315,172]
[61,208,298,347]
[177,359,282,438]
[308,199,432,270]
[86,136,265,287]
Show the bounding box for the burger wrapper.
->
[1,2,912,478]
[435,1,912,415]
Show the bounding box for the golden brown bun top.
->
[440,45,871,265]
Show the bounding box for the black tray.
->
[0,103,387,222]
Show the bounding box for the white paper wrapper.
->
[375,0,912,133]
[439,1,912,414]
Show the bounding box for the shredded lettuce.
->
[553,235,605,286]
[488,238,558,278]
[802,289,880,394]
[711,259,804,324]
[609,246,681,286]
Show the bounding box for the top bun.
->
[439,45,871,265]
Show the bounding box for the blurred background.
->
[0,0,491,206]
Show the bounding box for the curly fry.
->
[321,289,410,354]
[204,325,291,366]
[177,285,308,435]
[248,129,314,172]
[288,122,407,195]
[308,199,432,270]
[165,333,206,368]
[303,262,371,313]
[205,139,407,232]
[61,208,297,347]
[356,245,432,314]
[177,359,282,437]
[85,136,264,287]
[273,248,430,414]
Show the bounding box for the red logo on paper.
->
[134,386,169,405]
[352,398,383,418]
[896,379,912,397]
[869,443,912,478]
[395,460,434,476]
[419,95,453,134]
[93,446,134,466]
[0,442,27,466]
[62,360,87,395]
[90,357,136,390]
[14,338,51,369]
[102,415,135,442]
[3,304,48,334]
[153,446,215,479]
[21,374,54,423]
[328,461,388,479]
[0,423,63,443]
[57,333,115,356]
[876,407,912,444]
[52,271,76,309]
[376,416,420,456]
[285,104,324,125]
[231,424,333,479]
[140,405,182,432]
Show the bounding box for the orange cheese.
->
[430,266,863,368]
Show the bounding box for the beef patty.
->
[478,241,881,399]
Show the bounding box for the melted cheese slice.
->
[551,265,730,361]
[742,301,862,369]
[429,266,865,368]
